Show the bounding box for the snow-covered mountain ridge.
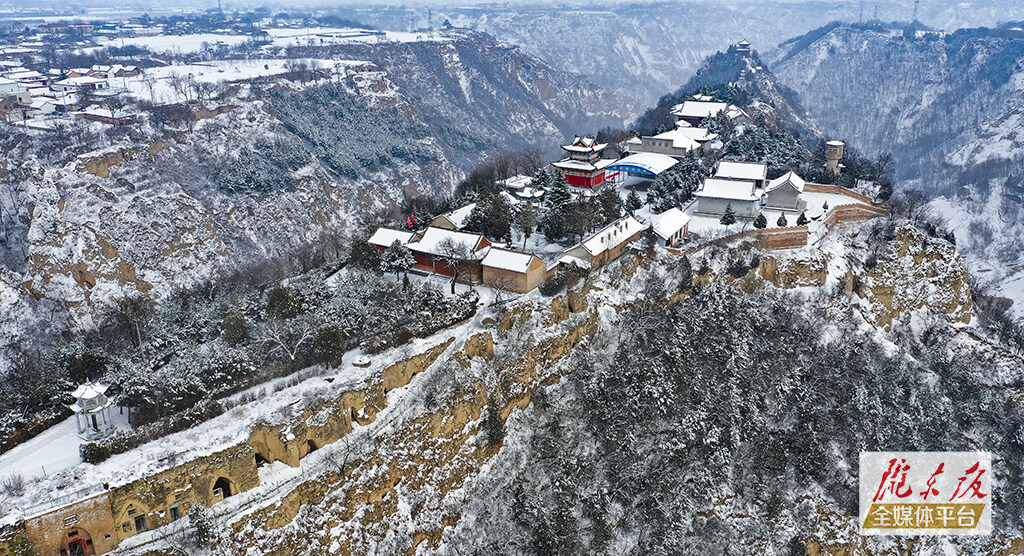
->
[768,23,1024,317]
[18,218,1018,555]
[768,24,1024,188]
[0,33,636,346]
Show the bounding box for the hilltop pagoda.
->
[550,136,617,188]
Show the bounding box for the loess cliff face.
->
[163,222,1004,556]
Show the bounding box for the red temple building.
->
[551,136,617,188]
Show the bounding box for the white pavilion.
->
[68,381,115,439]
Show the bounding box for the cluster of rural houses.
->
[0,62,140,127]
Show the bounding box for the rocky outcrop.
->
[855,225,974,329]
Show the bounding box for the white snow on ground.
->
[90,27,453,55]
[0,408,130,481]
[119,58,356,104]
[264,27,454,48]
[90,33,254,54]
[0,333,444,526]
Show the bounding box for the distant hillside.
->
[768,23,1024,188]
[0,32,635,348]
[769,23,1024,315]
[632,44,821,138]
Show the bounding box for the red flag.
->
[411,213,419,225]
[406,216,412,228]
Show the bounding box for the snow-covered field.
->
[119,58,356,104]
[90,27,453,55]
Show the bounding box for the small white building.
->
[650,207,691,246]
[762,171,806,212]
[695,178,762,217]
[625,128,701,158]
[52,75,109,93]
[68,381,115,440]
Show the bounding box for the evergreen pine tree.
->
[189,504,215,546]
[753,213,767,229]
[513,205,539,248]
[796,212,809,226]
[380,240,415,278]
[545,173,572,210]
[625,188,643,215]
[596,187,623,224]
[777,213,788,227]
[720,204,736,227]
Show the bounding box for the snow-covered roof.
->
[670,125,717,142]
[697,178,761,202]
[716,161,767,181]
[650,129,701,151]
[504,174,532,189]
[579,216,645,256]
[367,227,415,248]
[672,100,728,119]
[70,381,109,401]
[626,136,642,144]
[409,227,486,258]
[55,75,106,86]
[439,203,476,229]
[726,106,750,121]
[0,76,16,86]
[559,254,591,269]
[606,153,678,177]
[551,158,616,172]
[561,135,606,153]
[482,247,537,273]
[651,207,691,240]
[766,171,805,193]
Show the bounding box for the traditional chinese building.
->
[550,136,616,188]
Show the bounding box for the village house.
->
[649,207,691,247]
[367,227,418,253]
[52,76,110,93]
[550,136,617,188]
[562,216,645,269]
[482,248,548,293]
[0,76,21,95]
[79,105,138,126]
[407,227,491,283]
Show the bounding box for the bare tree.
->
[436,237,475,294]
[258,317,315,370]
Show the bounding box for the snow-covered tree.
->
[720,204,736,227]
[379,240,414,278]
[753,213,767,229]
[625,188,643,215]
[777,213,788,227]
[189,503,215,547]
[796,212,809,226]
